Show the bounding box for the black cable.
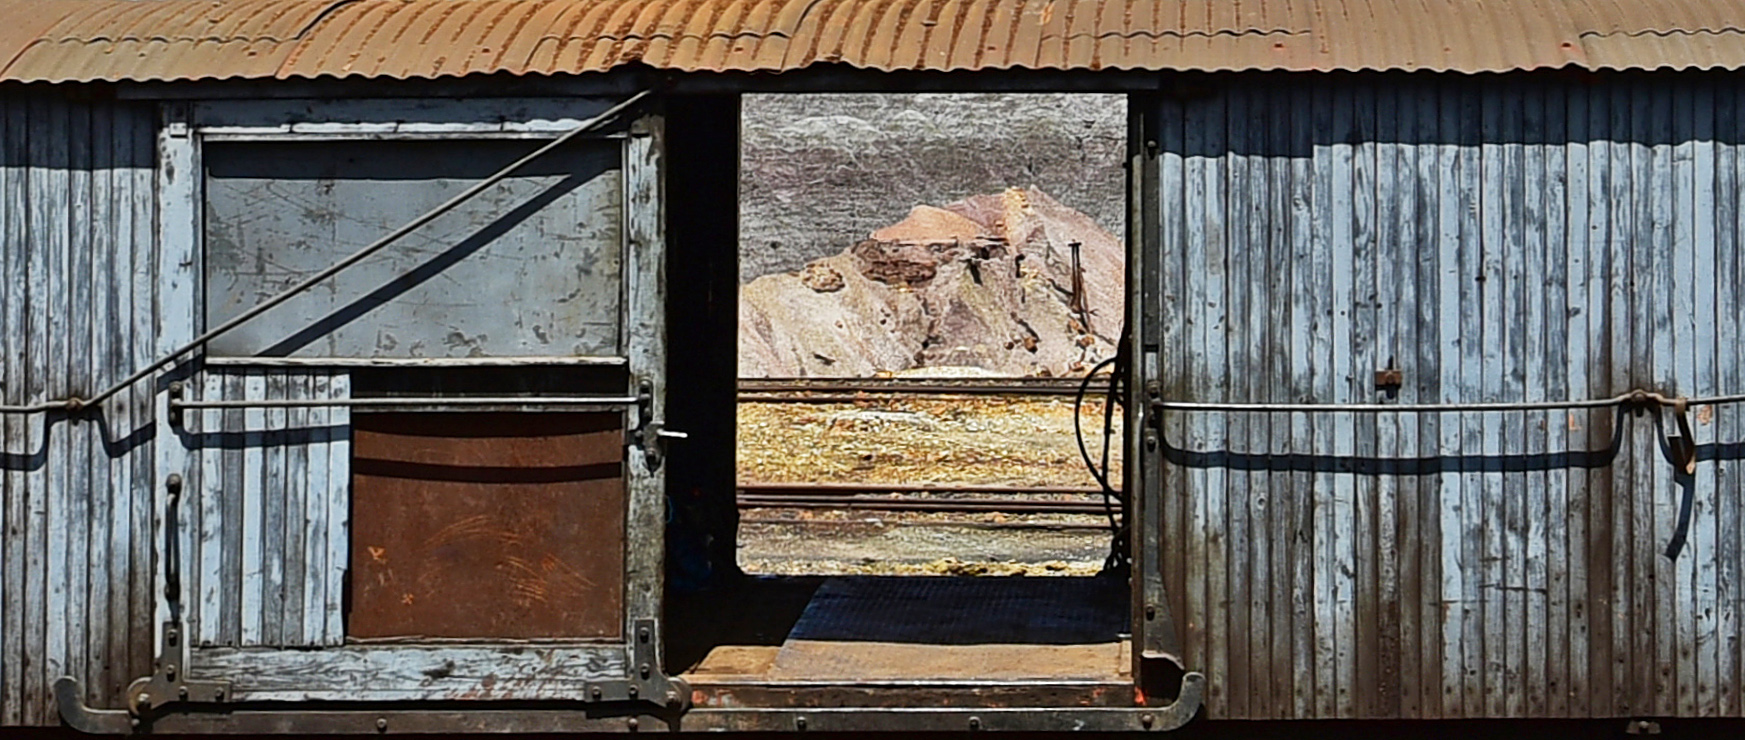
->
[1074,354,1127,570]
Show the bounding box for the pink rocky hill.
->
[739,187,1123,378]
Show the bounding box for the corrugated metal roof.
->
[3,0,1745,84]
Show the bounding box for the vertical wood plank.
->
[154,103,200,685]
[281,372,307,645]
[1457,79,1486,719]
[1201,89,1230,718]
[1308,80,1337,719]
[1265,80,1297,719]
[1714,82,1741,718]
[1607,80,1637,716]
[1689,77,1718,718]
[1346,82,1379,719]
[1562,80,1593,719]
[1220,85,1250,720]
[1540,80,1572,718]
[621,118,668,651]
[261,372,286,646]
[198,372,224,647]
[0,96,24,725]
[1181,91,1212,711]
[1157,95,1191,691]
[1665,78,1699,719]
[1519,83,1547,719]
[325,371,351,643]
[39,96,72,724]
[220,371,244,646]
[303,372,330,646]
[1411,80,1445,720]
[1286,81,1316,719]
[240,370,265,645]
[81,99,111,707]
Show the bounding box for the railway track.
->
[737,376,1112,402]
[736,482,1122,516]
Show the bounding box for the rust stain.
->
[5,0,1745,84]
[349,412,627,640]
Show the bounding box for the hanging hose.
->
[1074,328,1131,571]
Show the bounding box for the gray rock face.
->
[739,93,1127,282]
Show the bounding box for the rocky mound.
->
[739,187,1123,378]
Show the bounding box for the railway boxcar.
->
[1,0,1744,735]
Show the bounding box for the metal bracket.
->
[633,380,686,469]
[125,622,231,717]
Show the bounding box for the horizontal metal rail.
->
[171,396,637,410]
[0,89,653,416]
[1153,389,1745,413]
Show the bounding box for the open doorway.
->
[669,93,1135,688]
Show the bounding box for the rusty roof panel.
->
[3,0,1745,84]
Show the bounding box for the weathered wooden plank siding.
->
[1145,74,1745,719]
[190,368,350,649]
[0,94,157,724]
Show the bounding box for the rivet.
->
[1141,713,1155,728]
[665,690,680,708]
[1145,605,1157,620]
[968,716,982,731]
[178,687,188,700]
[589,685,602,700]
[628,685,638,699]
[137,692,151,709]
[638,627,651,643]
[640,663,651,679]
[213,688,224,701]
[375,717,388,732]
[795,716,808,731]
[627,717,640,731]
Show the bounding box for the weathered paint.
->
[1137,73,1745,719]
[0,93,158,723]
[202,139,626,359]
[190,367,350,649]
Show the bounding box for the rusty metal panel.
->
[7,0,1745,84]
[348,412,626,641]
[1137,75,1745,719]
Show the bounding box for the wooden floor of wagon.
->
[671,575,1132,694]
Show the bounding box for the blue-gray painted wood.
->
[190,368,350,649]
[202,139,625,359]
[1140,74,1745,719]
[0,93,157,724]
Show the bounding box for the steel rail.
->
[736,495,1122,515]
[0,89,654,416]
[170,396,638,410]
[737,482,1108,495]
[737,377,1096,399]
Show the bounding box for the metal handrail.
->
[170,396,638,410]
[1152,389,1745,414]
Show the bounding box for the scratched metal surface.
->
[1137,74,1745,719]
[348,412,627,641]
[203,139,624,359]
